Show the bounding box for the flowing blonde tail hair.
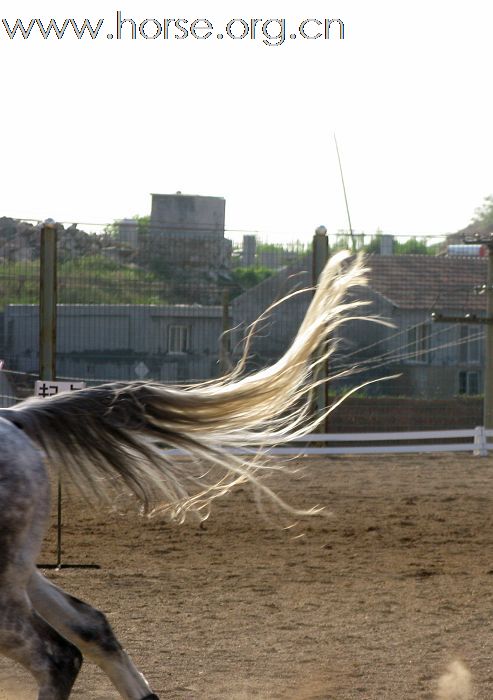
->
[7,251,368,521]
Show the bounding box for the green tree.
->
[231,267,273,290]
[471,194,493,231]
[363,230,385,255]
[362,231,439,256]
[395,238,439,255]
[104,215,150,238]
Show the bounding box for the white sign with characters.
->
[35,380,86,398]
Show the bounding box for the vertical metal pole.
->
[55,480,62,567]
[312,226,330,430]
[39,220,61,566]
[334,134,356,253]
[484,246,493,429]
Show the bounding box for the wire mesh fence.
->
[0,208,488,430]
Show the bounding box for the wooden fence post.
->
[39,219,57,382]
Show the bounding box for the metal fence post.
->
[462,233,493,433]
[484,245,493,430]
[39,219,57,381]
[38,219,63,567]
[37,220,100,569]
[312,226,330,430]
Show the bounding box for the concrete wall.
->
[0,373,16,407]
[328,396,483,432]
[4,304,227,383]
[382,308,484,398]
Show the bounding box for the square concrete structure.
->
[150,193,225,238]
[144,193,232,305]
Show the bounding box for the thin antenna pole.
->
[334,134,356,251]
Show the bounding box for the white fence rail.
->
[266,428,491,456]
[162,428,493,457]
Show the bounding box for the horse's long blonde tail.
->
[7,251,368,521]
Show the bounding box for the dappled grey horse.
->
[0,253,366,699]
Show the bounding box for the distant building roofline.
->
[150,192,225,201]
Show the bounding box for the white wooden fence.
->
[163,428,493,457]
[266,428,492,456]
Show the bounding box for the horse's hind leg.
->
[0,418,82,699]
[28,571,159,700]
[0,596,82,700]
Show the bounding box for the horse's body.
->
[0,417,159,699]
[0,252,367,699]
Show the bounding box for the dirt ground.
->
[2,453,493,699]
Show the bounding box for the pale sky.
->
[1,0,492,242]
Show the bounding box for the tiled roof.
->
[365,254,487,311]
[232,253,488,314]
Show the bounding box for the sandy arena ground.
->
[1,453,493,699]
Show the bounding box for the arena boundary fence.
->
[162,427,493,457]
[269,428,492,456]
